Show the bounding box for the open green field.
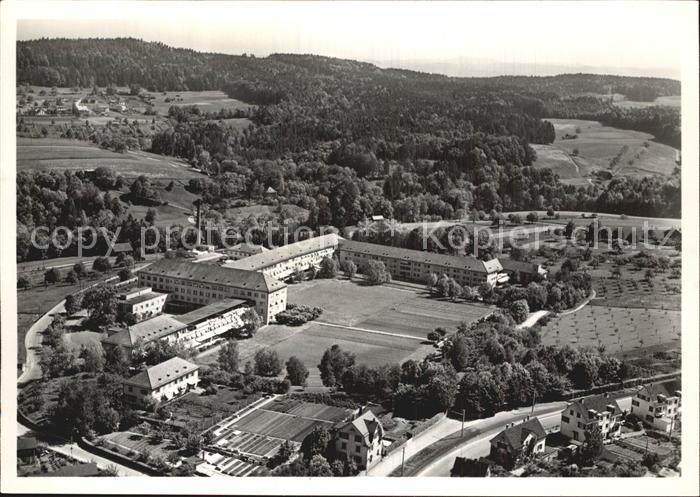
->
[288,278,493,338]
[17,138,205,180]
[539,305,680,355]
[533,119,678,180]
[264,397,352,423]
[613,95,681,109]
[148,90,251,115]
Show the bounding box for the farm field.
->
[264,397,352,423]
[230,407,333,442]
[533,119,678,180]
[539,305,681,355]
[17,137,203,179]
[166,389,261,431]
[592,277,680,311]
[201,451,266,476]
[146,90,251,115]
[613,95,681,109]
[100,431,175,461]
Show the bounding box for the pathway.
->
[314,320,425,342]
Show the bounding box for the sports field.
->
[533,119,678,180]
[17,138,203,179]
[539,305,680,354]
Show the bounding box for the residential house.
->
[123,357,199,406]
[451,457,491,477]
[489,417,547,470]
[102,314,187,354]
[630,380,681,433]
[560,394,624,443]
[17,437,38,465]
[334,407,384,470]
[499,259,548,285]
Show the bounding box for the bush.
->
[275,304,323,326]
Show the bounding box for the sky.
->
[15,1,692,79]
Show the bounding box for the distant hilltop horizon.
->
[16,37,681,83]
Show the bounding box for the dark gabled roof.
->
[639,379,682,400]
[451,457,491,477]
[567,394,623,419]
[490,418,547,451]
[17,436,37,451]
[118,291,166,306]
[338,239,501,274]
[344,410,384,447]
[224,234,339,272]
[500,258,544,274]
[124,357,199,390]
[101,314,187,347]
[141,258,286,292]
[176,298,248,326]
[46,462,100,477]
[112,242,134,252]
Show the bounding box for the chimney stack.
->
[193,199,202,247]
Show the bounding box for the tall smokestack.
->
[194,199,202,247]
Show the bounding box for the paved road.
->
[366,415,461,476]
[416,408,564,476]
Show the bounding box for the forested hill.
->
[18,38,679,99]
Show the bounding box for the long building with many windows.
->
[223,233,339,280]
[337,239,502,287]
[138,258,287,324]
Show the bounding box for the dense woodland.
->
[16,39,682,262]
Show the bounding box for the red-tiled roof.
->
[490,417,546,451]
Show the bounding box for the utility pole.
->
[401,446,406,476]
[461,409,465,437]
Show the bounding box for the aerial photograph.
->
[2,0,697,492]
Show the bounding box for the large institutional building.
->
[337,239,503,287]
[223,234,339,280]
[138,258,287,324]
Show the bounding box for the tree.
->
[564,220,576,239]
[340,259,357,280]
[578,425,604,466]
[254,348,283,377]
[509,299,530,324]
[44,268,61,285]
[546,206,555,218]
[104,345,130,377]
[81,284,117,327]
[318,257,339,279]
[319,344,356,387]
[362,260,391,285]
[92,256,112,273]
[145,208,157,225]
[81,344,105,373]
[217,339,239,374]
[65,269,79,285]
[118,268,133,281]
[286,356,309,386]
[17,275,31,290]
[241,308,262,337]
[300,425,331,460]
[64,293,82,316]
[306,455,333,476]
[425,272,438,296]
[526,212,539,223]
[73,262,86,277]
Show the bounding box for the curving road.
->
[416,408,564,476]
[397,401,567,477]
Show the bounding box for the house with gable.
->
[488,417,547,470]
[334,407,385,470]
